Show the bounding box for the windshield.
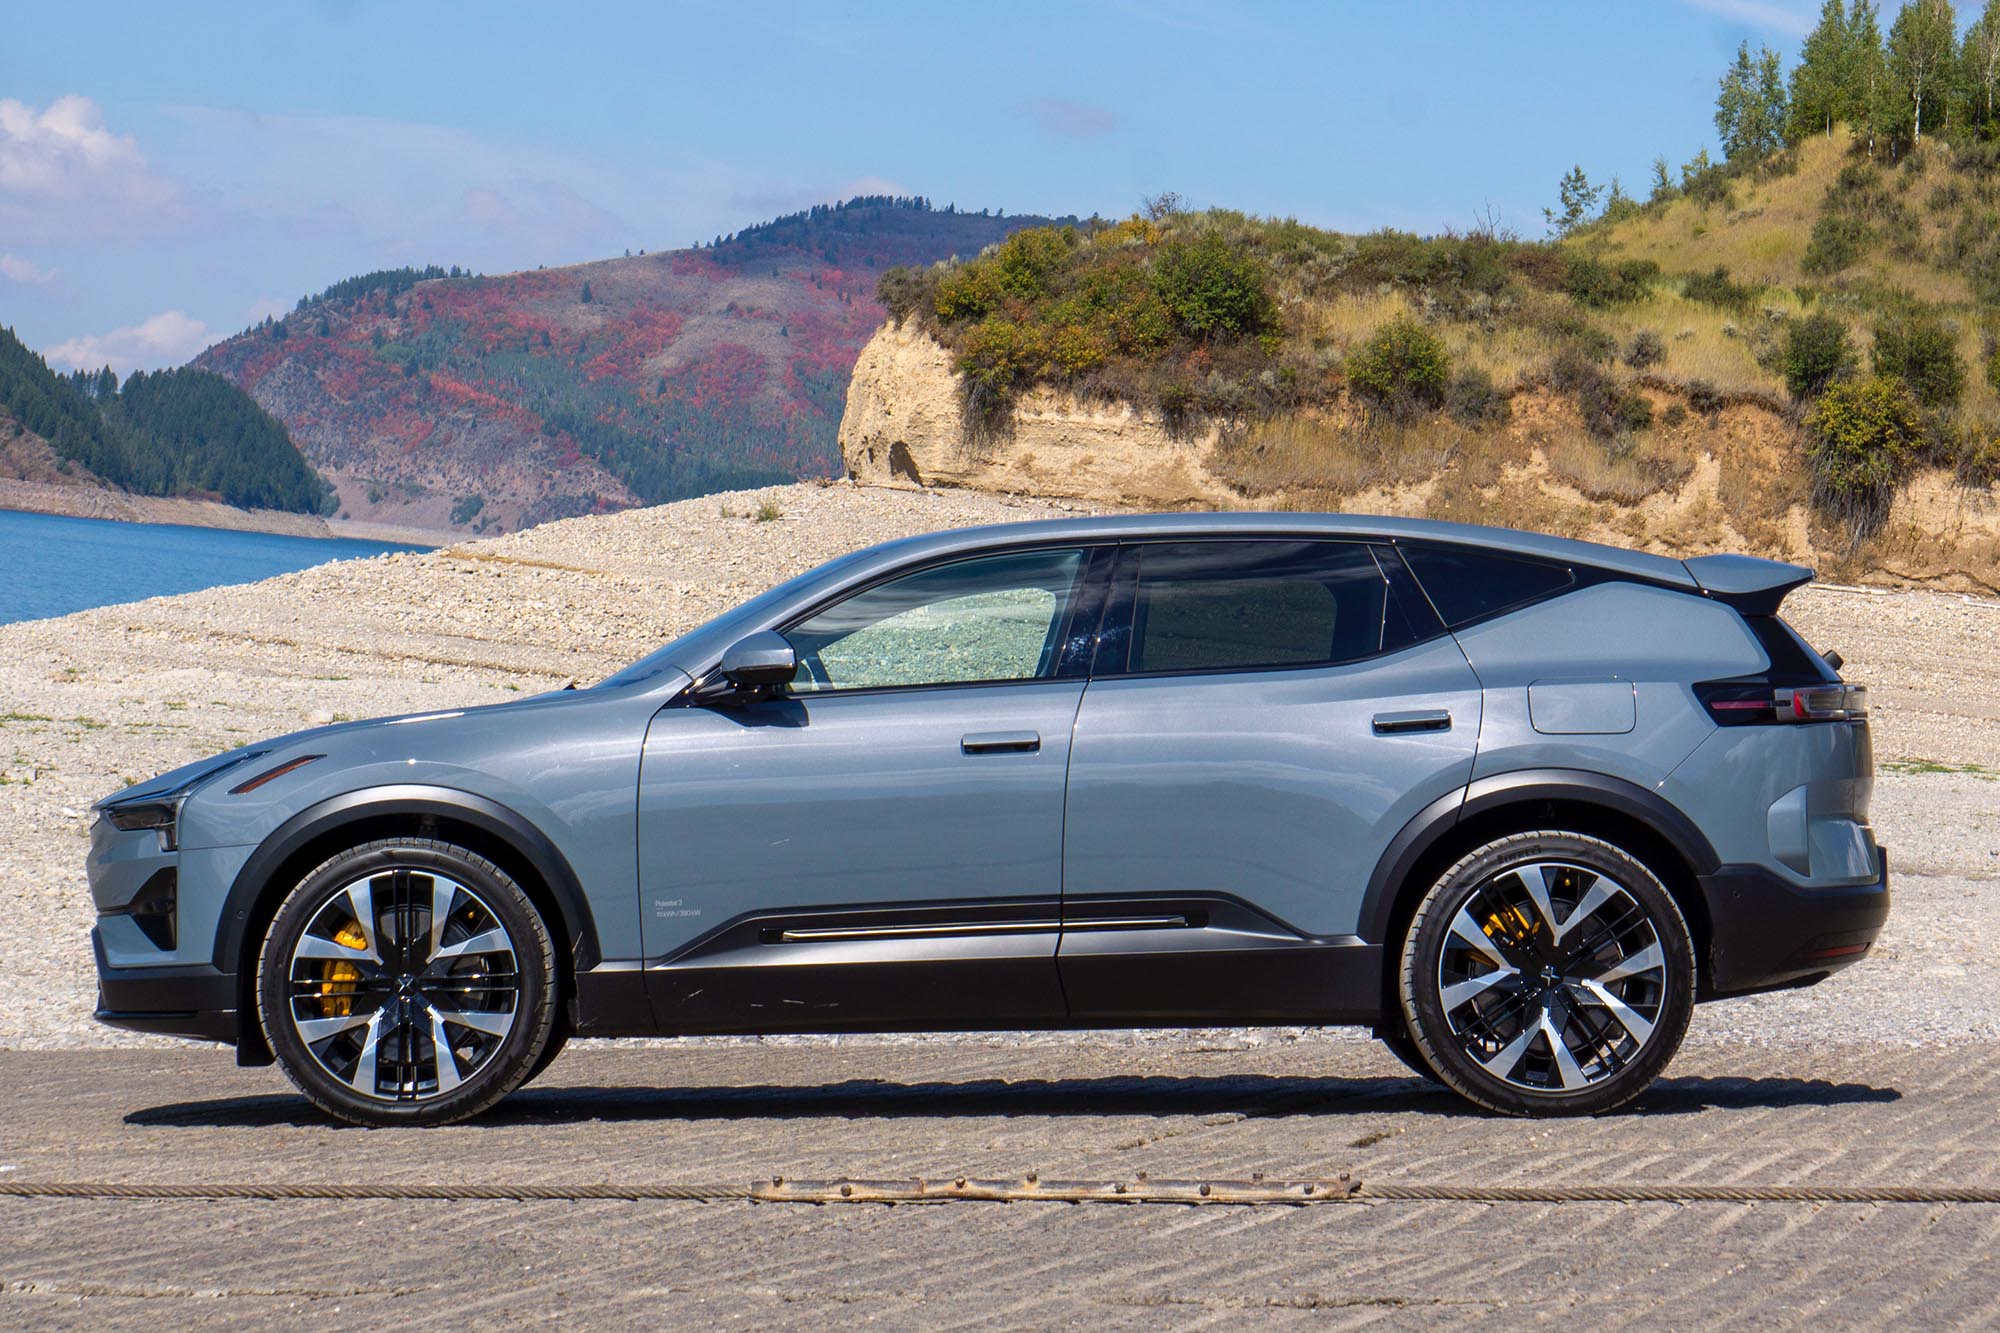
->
[594,545,884,689]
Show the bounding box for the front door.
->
[637,545,1098,1033]
[1059,539,1482,1022]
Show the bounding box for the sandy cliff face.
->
[839,320,1236,506]
[836,322,2000,592]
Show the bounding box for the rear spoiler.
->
[1681,554,1815,616]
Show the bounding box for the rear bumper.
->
[1698,847,1889,998]
[91,927,237,1043]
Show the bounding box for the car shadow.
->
[125,1071,1901,1129]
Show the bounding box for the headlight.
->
[106,799,183,850]
[95,751,266,851]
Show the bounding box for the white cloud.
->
[1681,0,1815,38]
[46,310,215,374]
[0,253,55,284]
[243,294,292,323]
[0,95,190,242]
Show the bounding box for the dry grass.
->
[1213,409,1494,497]
[1540,423,1696,505]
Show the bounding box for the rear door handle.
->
[962,731,1040,755]
[1373,709,1451,735]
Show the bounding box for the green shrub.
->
[1444,366,1509,426]
[1550,347,1651,439]
[955,317,1049,427]
[449,493,484,525]
[934,265,1001,321]
[1546,314,1616,364]
[1682,266,1757,312]
[988,226,1077,302]
[1346,319,1449,415]
[1624,329,1666,370]
[1801,211,1871,275]
[1871,312,1965,409]
[876,266,927,323]
[1686,379,1725,415]
[1781,312,1854,400]
[1986,334,2000,396]
[1804,375,1923,542]
[1562,254,1660,308]
[1149,231,1278,338]
[1662,402,1689,428]
[1956,434,2000,490]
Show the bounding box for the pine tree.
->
[580,281,594,304]
[1648,155,1680,203]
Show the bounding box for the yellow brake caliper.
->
[319,920,369,1018]
[1484,904,1541,949]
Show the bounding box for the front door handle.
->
[1373,709,1451,735]
[962,731,1040,755]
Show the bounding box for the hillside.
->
[0,327,331,515]
[195,199,1071,534]
[844,147,2000,589]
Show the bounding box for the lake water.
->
[0,509,432,626]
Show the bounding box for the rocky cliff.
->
[837,321,2000,592]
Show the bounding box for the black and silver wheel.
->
[256,838,557,1127]
[1399,830,1695,1117]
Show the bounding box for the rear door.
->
[1058,539,1482,1021]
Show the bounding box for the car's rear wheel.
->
[1398,830,1695,1117]
[256,838,557,1127]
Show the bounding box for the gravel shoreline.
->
[2,481,1992,1051]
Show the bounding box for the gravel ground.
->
[1,481,1993,1052]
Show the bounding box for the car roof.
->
[862,511,1700,589]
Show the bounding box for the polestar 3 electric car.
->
[88,514,1887,1125]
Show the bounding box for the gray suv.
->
[88,514,1887,1125]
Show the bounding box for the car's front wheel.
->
[256,838,557,1127]
[1398,830,1695,1117]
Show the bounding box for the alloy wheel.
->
[1433,860,1667,1093]
[286,868,520,1103]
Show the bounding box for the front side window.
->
[1116,541,1394,675]
[784,548,1086,693]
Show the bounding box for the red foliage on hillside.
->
[195,200,1067,532]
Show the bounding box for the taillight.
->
[1696,682,1868,725]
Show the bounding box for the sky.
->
[1,0,1834,375]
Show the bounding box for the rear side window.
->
[1401,545,1574,627]
[1114,541,1395,675]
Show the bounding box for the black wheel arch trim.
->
[212,784,603,982]
[1357,767,1722,948]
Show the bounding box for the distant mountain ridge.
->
[195,198,1072,533]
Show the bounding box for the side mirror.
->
[718,631,798,690]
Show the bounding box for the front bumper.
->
[1699,847,1890,998]
[91,928,238,1043]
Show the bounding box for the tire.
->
[1398,830,1695,1117]
[256,838,558,1127]
[523,1022,570,1086]
[1376,1027,1439,1082]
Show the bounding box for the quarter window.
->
[784,548,1086,692]
[1400,546,1575,627]
[1117,541,1394,675]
